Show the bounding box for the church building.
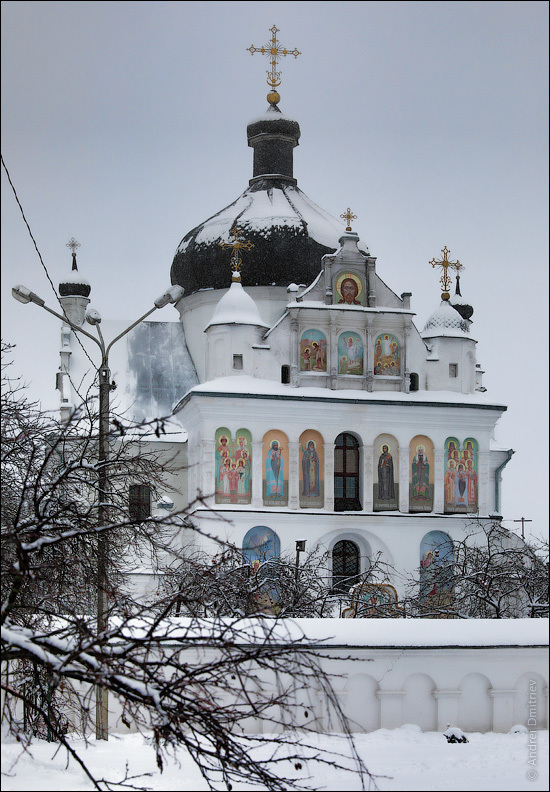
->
[54,28,514,612]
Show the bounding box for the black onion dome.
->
[171,104,352,294]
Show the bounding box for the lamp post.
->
[12,283,185,739]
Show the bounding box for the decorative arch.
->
[299,430,324,508]
[334,432,361,511]
[458,673,492,732]
[402,674,437,731]
[262,430,289,506]
[337,332,363,375]
[343,674,380,731]
[373,434,399,511]
[409,435,434,512]
[300,329,327,372]
[419,531,454,614]
[215,427,252,505]
[242,526,281,616]
[513,672,548,729]
[374,333,401,376]
[334,271,365,306]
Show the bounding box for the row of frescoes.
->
[215,429,478,513]
[240,526,454,615]
[300,330,401,376]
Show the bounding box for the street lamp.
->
[12,282,184,739]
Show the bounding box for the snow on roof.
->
[179,375,507,409]
[205,281,269,329]
[422,300,471,338]
[114,616,548,648]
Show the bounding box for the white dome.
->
[421,299,470,338]
[205,281,269,330]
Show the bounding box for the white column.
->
[252,441,263,507]
[201,439,216,505]
[478,450,490,514]
[434,448,445,513]
[288,441,300,510]
[290,318,299,387]
[324,443,335,511]
[434,689,461,731]
[376,690,404,729]
[363,444,374,511]
[399,445,410,513]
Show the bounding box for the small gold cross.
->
[429,246,463,300]
[219,226,254,275]
[247,25,301,103]
[340,208,357,231]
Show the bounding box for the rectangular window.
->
[129,484,151,521]
[449,363,458,378]
[233,354,243,370]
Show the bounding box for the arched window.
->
[281,365,290,384]
[409,372,419,391]
[332,540,360,594]
[334,433,361,511]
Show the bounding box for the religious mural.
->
[342,583,404,618]
[374,333,401,376]
[262,430,289,506]
[419,531,454,613]
[338,331,364,375]
[444,437,478,513]
[409,435,434,512]
[242,526,281,615]
[334,271,365,306]
[373,434,399,511]
[300,329,327,372]
[299,429,324,508]
[215,427,252,505]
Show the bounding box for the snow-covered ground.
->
[2,727,548,791]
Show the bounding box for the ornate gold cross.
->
[219,226,254,276]
[247,25,301,104]
[340,207,357,231]
[429,246,463,300]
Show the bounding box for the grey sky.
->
[1,1,548,538]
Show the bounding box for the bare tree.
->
[1,343,373,791]
[403,519,549,619]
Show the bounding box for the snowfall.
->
[2,726,548,791]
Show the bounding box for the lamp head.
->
[12,285,45,306]
[85,307,102,325]
[154,284,185,309]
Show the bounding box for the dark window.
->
[281,365,290,384]
[334,433,362,511]
[129,484,151,520]
[332,540,360,594]
[233,354,243,370]
[449,363,458,378]
[409,372,419,391]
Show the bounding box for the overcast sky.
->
[1,1,548,539]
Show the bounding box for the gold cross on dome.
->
[66,237,81,254]
[429,246,463,300]
[219,226,254,275]
[247,25,301,102]
[340,208,357,231]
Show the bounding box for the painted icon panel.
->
[299,430,324,508]
[409,435,434,512]
[242,526,281,615]
[420,531,454,612]
[300,329,327,372]
[374,333,401,376]
[215,427,252,505]
[334,271,365,306]
[373,434,399,511]
[444,437,478,513]
[338,332,363,375]
[263,430,289,506]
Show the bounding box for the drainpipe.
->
[494,449,514,515]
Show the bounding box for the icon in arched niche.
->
[263,430,289,506]
[299,430,324,508]
[374,333,401,376]
[373,435,399,511]
[334,271,365,305]
[300,329,327,372]
[338,331,363,375]
[242,526,281,615]
[444,437,478,513]
[215,427,252,504]
[420,531,454,614]
[409,435,434,512]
